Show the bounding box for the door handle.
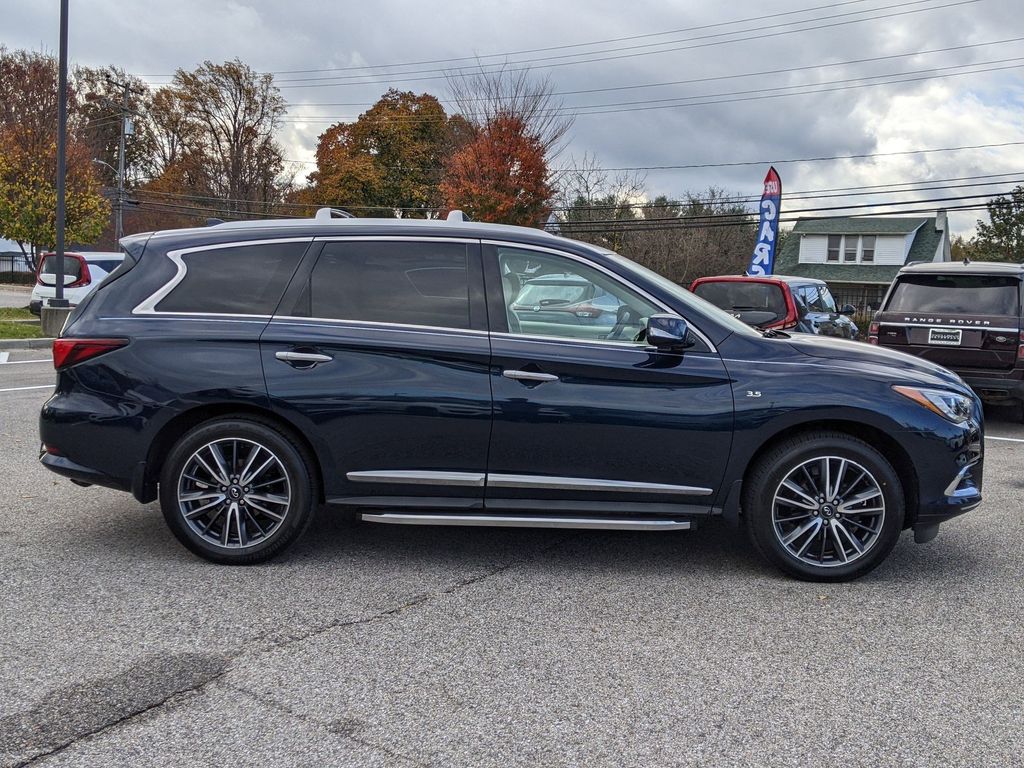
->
[502,369,559,383]
[275,350,333,367]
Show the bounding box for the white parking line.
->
[0,384,52,393]
[0,358,51,365]
[988,436,1024,443]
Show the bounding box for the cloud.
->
[5,0,1022,233]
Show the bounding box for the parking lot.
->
[2,350,1023,767]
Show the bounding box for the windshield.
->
[599,250,762,338]
[887,274,1021,315]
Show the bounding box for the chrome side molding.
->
[360,512,692,531]
[487,474,713,496]
[346,470,486,487]
[347,470,713,496]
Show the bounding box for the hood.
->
[785,333,968,391]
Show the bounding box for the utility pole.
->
[91,78,139,243]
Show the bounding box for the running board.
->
[359,512,692,531]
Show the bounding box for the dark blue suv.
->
[39,209,984,581]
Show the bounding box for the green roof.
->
[775,216,941,285]
[792,217,928,236]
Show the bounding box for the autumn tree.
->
[0,48,108,266]
[439,114,552,225]
[141,59,289,218]
[440,66,573,225]
[303,89,453,216]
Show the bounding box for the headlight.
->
[893,385,972,423]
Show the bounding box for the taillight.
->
[1018,331,1024,361]
[53,338,128,370]
[868,321,879,345]
[574,304,601,318]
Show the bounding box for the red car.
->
[690,274,858,338]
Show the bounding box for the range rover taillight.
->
[53,338,128,370]
[868,322,880,345]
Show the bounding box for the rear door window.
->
[297,240,478,330]
[154,240,309,315]
[886,275,1021,315]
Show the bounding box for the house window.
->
[861,235,875,262]
[827,235,841,262]
[844,236,858,262]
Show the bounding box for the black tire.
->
[743,431,905,582]
[159,417,317,564]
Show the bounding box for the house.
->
[773,211,951,310]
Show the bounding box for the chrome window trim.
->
[313,235,480,244]
[491,331,663,354]
[488,473,712,496]
[132,237,314,316]
[347,470,486,487]
[482,239,718,353]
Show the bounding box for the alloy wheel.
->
[176,438,291,549]
[771,456,886,568]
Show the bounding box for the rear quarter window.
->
[154,241,309,315]
[886,274,1022,315]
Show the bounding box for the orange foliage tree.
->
[439,114,553,226]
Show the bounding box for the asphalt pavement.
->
[0,285,32,309]
[2,350,1023,767]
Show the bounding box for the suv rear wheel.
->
[159,418,316,564]
[744,431,905,581]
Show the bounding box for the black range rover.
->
[39,210,985,581]
[870,261,1024,414]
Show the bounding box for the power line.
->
[278,36,1024,110]
[276,57,1024,123]
[281,139,1024,172]
[261,0,981,89]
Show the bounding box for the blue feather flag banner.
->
[746,166,782,276]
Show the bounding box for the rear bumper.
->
[958,370,1024,403]
[39,450,131,493]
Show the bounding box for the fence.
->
[829,283,889,313]
[0,252,33,273]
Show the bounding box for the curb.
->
[0,337,54,350]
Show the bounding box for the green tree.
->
[304,89,453,216]
[971,186,1024,262]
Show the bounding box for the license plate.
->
[928,328,962,346]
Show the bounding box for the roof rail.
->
[315,207,356,221]
[205,218,225,226]
[446,209,470,223]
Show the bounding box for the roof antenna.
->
[963,256,971,264]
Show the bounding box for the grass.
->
[0,306,34,320]
[0,320,43,339]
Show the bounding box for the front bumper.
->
[911,418,983,542]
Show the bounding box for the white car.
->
[30,251,125,315]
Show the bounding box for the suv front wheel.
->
[744,431,905,581]
[159,418,317,564]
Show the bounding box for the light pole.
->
[51,0,69,310]
[91,158,122,241]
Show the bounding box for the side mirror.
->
[646,314,692,351]
[841,304,856,316]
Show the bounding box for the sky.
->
[4,0,1024,235]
